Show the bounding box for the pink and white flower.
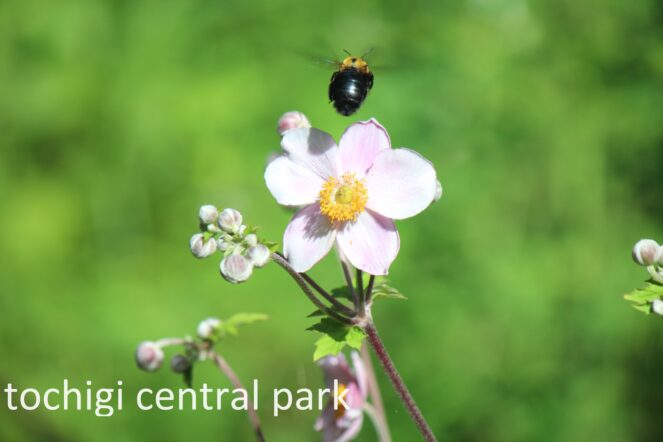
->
[315,352,367,442]
[265,118,438,275]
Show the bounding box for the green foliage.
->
[220,313,269,336]
[308,317,365,361]
[623,282,663,315]
[371,279,408,302]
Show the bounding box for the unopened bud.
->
[198,205,219,225]
[277,111,311,135]
[190,233,217,258]
[245,234,258,247]
[197,317,222,339]
[218,208,243,233]
[653,299,663,316]
[434,180,443,202]
[247,244,270,267]
[632,239,660,266]
[170,354,191,373]
[135,341,164,372]
[220,253,253,283]
[217,237,231,252]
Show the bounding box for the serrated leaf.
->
[371,279,408,302]
[308,317,365,360]
[624,283,663,304]
[313,335,346,361]
[219,313,268,336]
[346,327,365,349]
[623,283,663,315]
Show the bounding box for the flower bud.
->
[198,205,219,225]
[247,244,270,267]
[277,111,311,135]
[190,233,217,258]
[217,237,231,252]
[434,180,443,202]
[632,239,660,266]
[218,208,243,233]
[135,341,164,372]
[220,253,253,283]
[652,299,663,316]
[197,317,222,339]
[245,233,258,247]
[170,354,191,373]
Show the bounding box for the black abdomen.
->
[328,69,374,116]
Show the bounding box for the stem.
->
[647,265,663,284]
[208,351,266,442]
[364,402,392,442]
[356,269,365,317]
[300,272,355,316]
[365,275,376,306]
[341,260,359,312]
[364,322,437,442]
[361,344,390,440]
[271,252,353,325]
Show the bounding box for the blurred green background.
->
[1,0,663,440]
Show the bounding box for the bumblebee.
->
[328,52,374,116]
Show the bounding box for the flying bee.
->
[328,50,374,116]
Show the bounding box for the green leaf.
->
[220,313,268,336]
[313,335,347,361]
[330,286,354,301]
[308,317,366,361]
[371,279,408,302]
[623,283,663,315]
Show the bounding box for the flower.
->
[198,204,219,225]
[265,118,438,274]
[653,299,663,316]
[135,341,165,372]
[315,352,367,442]
[197,317,222,339]
[218,208,243,233]
[220,253,254,283]
[632,239,660,266]
[247,244,271,267]
[190,233,218,258]
[277,111,311,135]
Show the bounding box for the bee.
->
[328,50,374,116]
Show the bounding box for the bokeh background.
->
[1,0,663,440]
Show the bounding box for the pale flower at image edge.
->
[265,118,438,275]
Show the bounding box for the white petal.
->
[338,118,391,177]
[281,127,340,179]
[365,148,437,220]
[265,156,324,206]
[284,204,336,272]
[336,210,400,275]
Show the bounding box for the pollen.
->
[319,173,368,222]
[334,383,349,419]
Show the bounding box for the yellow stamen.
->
[335,383,348,419]
[319,173,367,222]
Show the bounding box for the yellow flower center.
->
[335,383,349,419]
[319,173,367,222]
